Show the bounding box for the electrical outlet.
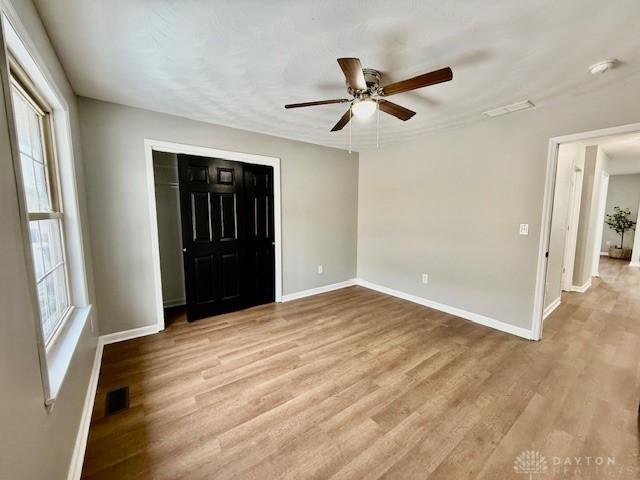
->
[421,273,429,284]
[317,265,323,274]
[519,224,529,235]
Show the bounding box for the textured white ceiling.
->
[33,0,640,151]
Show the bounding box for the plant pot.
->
[609,246,632,259]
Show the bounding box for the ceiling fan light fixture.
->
[284,58,452,133]
[589,59,617,75]
[351,99,376,119]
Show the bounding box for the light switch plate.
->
[317,265,323,274]
[421,273,429,284]
[519,224,529,235]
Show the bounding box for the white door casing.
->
[562,166,583,290]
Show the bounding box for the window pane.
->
[30,218,69,344]
[31,219,51,276]
[32,158,50,211]
[29,111,44,163]
[29,221,45,279]
[20,154,39,211]
[11,88,51,212]
[53,266,69,320]
[37,279,51,337]
[37,264,69,344]
[43,219,64,267]
[30,219,64,279]
[12,90,32,156]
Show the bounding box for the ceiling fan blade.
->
[337,58,367,91]
[330,108,352,132]
[382,67,452,96]
[285,99,350,109]
[378,100,416,121]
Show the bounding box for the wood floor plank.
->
[82,258,640,479]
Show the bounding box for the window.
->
[10,65,72,346]
[4,14,92,407]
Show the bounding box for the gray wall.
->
[78,98,359,334]
[0,0,98,479]
[357,73,640,331]
[602,173,640,250]
[153,151,185,306]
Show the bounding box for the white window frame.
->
[10,60,74,347]
[1,12,93,408]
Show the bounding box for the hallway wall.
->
[601,173,640,250]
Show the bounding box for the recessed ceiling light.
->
[589,59,617,75]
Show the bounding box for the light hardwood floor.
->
[82,257,640,479]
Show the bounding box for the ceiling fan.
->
[285,58,453,132]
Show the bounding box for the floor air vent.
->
[105,386,130,416]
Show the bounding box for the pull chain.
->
[348,106,352,154]
[376,100,380,148]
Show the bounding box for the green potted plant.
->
[605,206,636,259]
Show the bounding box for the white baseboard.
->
[600,251,609,256]
[629,262,640,268]
[354,279,533,340]
[543,297,561,320]
[100,325,160,345]
[67,324,160,479]
[566,281,591,293]
[281,279,356,302]
[66,338,103,480]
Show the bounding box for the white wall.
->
[601,173,640,250]
[0,1,98,479]
[78,98,359,334]
[572,146,609,286]
[544,143,584,308]
[357,73,640,331]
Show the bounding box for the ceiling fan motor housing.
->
[347,68,381,97]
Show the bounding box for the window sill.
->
[44,304,93,409]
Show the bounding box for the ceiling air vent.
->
[483,100,535,118]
